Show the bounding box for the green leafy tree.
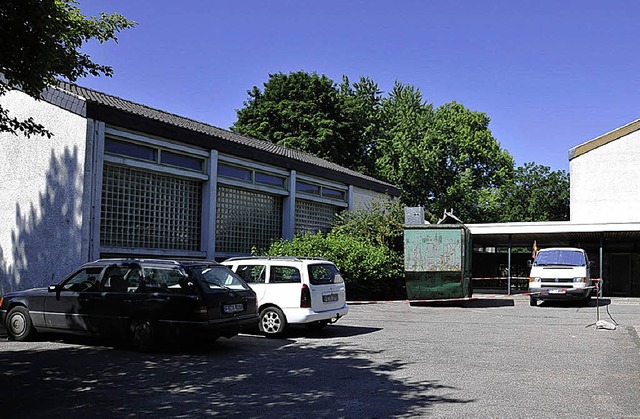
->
[375,82,435,205]
[376,84,514,223]
[338,75,382,175]
[0,0,135,137]
[232,71,380,173]
[425,102,514,223]
[498,162,570,222]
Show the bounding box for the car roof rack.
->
[93,258,220,265]
[223,256,328,262]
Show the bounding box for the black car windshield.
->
[534,250,586,267]
[189,266,250,291]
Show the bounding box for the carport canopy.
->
[467,221,640,248]
[466,221,640,288]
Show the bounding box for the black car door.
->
[93,263,144,334]
[43,267,104,331]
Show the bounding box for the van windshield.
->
[534,250,586,267]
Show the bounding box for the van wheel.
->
[529,296,537,307]
[130,319,157,352]
[6,306,36,341]
[259,307,287,336]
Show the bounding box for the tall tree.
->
[232,71,380,172]
[425,102,514,223]
[338,75,382,175]
[0,0,135,138]
[233,74,568,224]
[375,82,435,205]
[232,71,343,161]
[498,162,570,222]
[375,84,514,223]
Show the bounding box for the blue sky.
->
[77,1,640,172]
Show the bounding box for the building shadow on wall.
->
[0,147,83,294]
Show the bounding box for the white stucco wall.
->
[0,89,91,293]
[351,186,395,211]
[570,129,640,223]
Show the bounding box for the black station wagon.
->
[0,259,258,351]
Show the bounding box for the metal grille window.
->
[295,199,339,235]
[216,186,283,254]
[101,164,202,251]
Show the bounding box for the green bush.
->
[332,200,406,253]
[260,231,404,300]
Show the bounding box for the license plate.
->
[223,303,244,313]
[323,293,339,303]
[549,289,565,294]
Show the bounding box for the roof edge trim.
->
[569,118,640,161]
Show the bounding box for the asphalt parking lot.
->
[1,295,639,418]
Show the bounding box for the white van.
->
[528,247,594,306]
[222,257,348,336]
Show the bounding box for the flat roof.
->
[467,221,640,247]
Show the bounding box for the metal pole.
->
[507,235,512,295]
[599,235,604,297]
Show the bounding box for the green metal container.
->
[404,224,473,300]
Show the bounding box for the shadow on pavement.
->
[0,333,474,418]
[283,324,382,339]
[409,298,515,308]
[538,298,611,308]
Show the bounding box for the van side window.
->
[236,265,266,283]
[270,266,301,283]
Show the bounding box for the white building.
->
[569,119,640,223]
[0,83,399,293]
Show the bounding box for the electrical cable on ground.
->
[594,280,617,330]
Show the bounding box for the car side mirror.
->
[527,260,533,268]
[48,285,61,300]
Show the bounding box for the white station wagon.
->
[222,257,348,336]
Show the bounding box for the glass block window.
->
[295,199,339,235]
[101,164,202,251]
[216,186,283,254]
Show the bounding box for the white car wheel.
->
[259,307,286,336]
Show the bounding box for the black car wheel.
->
[6,306,36,341]
[259,307,287,336]
[130,319,157,352]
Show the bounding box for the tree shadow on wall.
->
[0,147,84,294]
[0,336,475,418]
